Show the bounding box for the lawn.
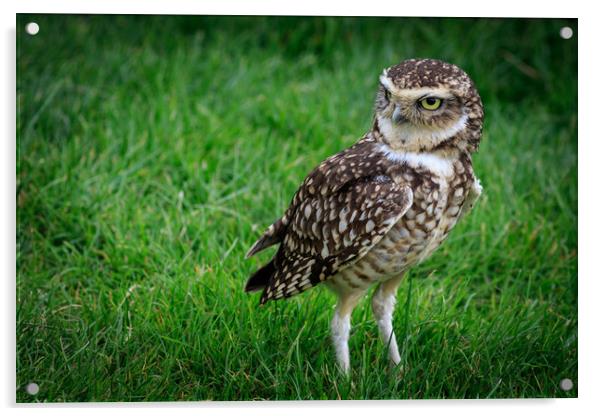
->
[16,15,577,401]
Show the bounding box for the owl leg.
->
[331,290,365,375]
[371,275,405,368]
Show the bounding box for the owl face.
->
[374,59,483,152]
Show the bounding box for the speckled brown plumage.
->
[386,58,471,90]
[245,58,484,373]
[258,137,413,304]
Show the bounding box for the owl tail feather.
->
[244,259,275,293]
[245,217,287,258]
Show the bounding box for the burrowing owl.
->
[245,58,484,374]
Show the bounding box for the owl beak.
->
[392,105,407,124]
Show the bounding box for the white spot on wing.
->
[321,245,329,258]
[304,204,312,218]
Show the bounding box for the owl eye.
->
[419,97,442,110]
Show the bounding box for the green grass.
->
[16,15,577,401]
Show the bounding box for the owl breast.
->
[328,155,473,292]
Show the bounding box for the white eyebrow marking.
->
[379,74,456,100]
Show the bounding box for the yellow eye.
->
[419,97,442,110]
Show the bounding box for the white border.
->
[7,0,580,17]
[2,1,599,415]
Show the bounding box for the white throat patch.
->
[377,144,455,177]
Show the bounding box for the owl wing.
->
[259,175,412,304]
[245,138,386,258]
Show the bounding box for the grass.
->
[16,15,577,401]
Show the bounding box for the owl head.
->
[374,59,483,153]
